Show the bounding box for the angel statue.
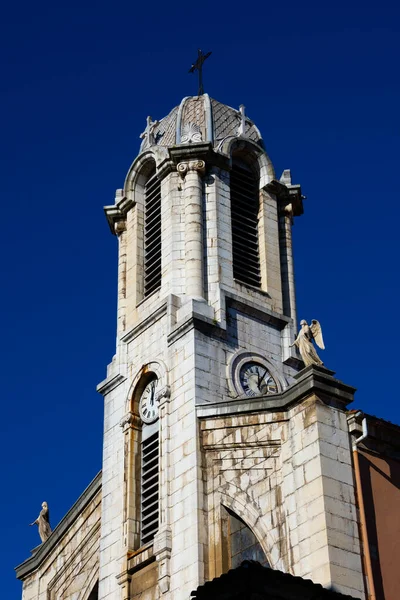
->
[30,501,52,543]
[290,319,325,367]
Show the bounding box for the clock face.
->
[239,362,278,397]
[139,378,160,424]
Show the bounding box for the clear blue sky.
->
[1,0,399,595]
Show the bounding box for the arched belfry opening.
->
[143,163,161,298]
[230,152,261,289]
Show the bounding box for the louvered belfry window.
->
[140,431,159,545]
[144,171,162,297]
[230,161,261,288]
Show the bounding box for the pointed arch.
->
[219,489,284,571]
[77,558,99,600]
[79,578,98,600]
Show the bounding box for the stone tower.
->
[96,94,365,600]
[15,95,366,600]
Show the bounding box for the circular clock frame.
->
[227,351,283,398]
[239,362,278,397]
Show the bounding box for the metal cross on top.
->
[188,49,212,96]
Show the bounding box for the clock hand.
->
[259,368,268,392]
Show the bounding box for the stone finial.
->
[280,169,292,185]
[140,116,159,147]
[290,319,325,367]
[29,502,52,543]
[238,104,246,136]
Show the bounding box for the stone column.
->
[120,411,141,552]
[279,210,297,331]
[115,220,127,336]
[177,160,206,299]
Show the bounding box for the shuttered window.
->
[144,172,162,297]
[230,162,261,288]
[140,431,159,545]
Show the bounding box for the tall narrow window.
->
[144,171,162,297]
[230,160,261,288]
[140,430,159,545]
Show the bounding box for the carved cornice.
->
[97,372,127,396]
[196,365,356,420]
[169,143,230,171]
[121,300,168,344]
[265,180,304,217]
[104,189,135,236]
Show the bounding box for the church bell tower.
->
[96,94,365,600]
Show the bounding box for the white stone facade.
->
[16,95,366,600]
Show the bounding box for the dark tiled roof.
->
[191,561,360,600]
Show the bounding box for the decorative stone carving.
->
[290,319,325,367]
[114,221,126,236]
[119,411,140,432]
[181,122,203,143]
[140,116,159,147]
[29,502,52,543]
[177,160,206,178]
[155,384,171,404]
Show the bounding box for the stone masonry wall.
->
[200,395,365,599]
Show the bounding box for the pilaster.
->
[282,368,365,599]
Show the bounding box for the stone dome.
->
[139,94,264,153]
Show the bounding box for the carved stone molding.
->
[114,220,126,236]
[119,411,141,432]
[104,189,134,236]
[181,122,203,143]
[154,385,171,404]
[177,160,206,178]
[116,569,132,600]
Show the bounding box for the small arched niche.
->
[222,506,270,570]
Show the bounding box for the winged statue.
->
[290,319,325,367]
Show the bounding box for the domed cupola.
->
[139,94,264,153]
